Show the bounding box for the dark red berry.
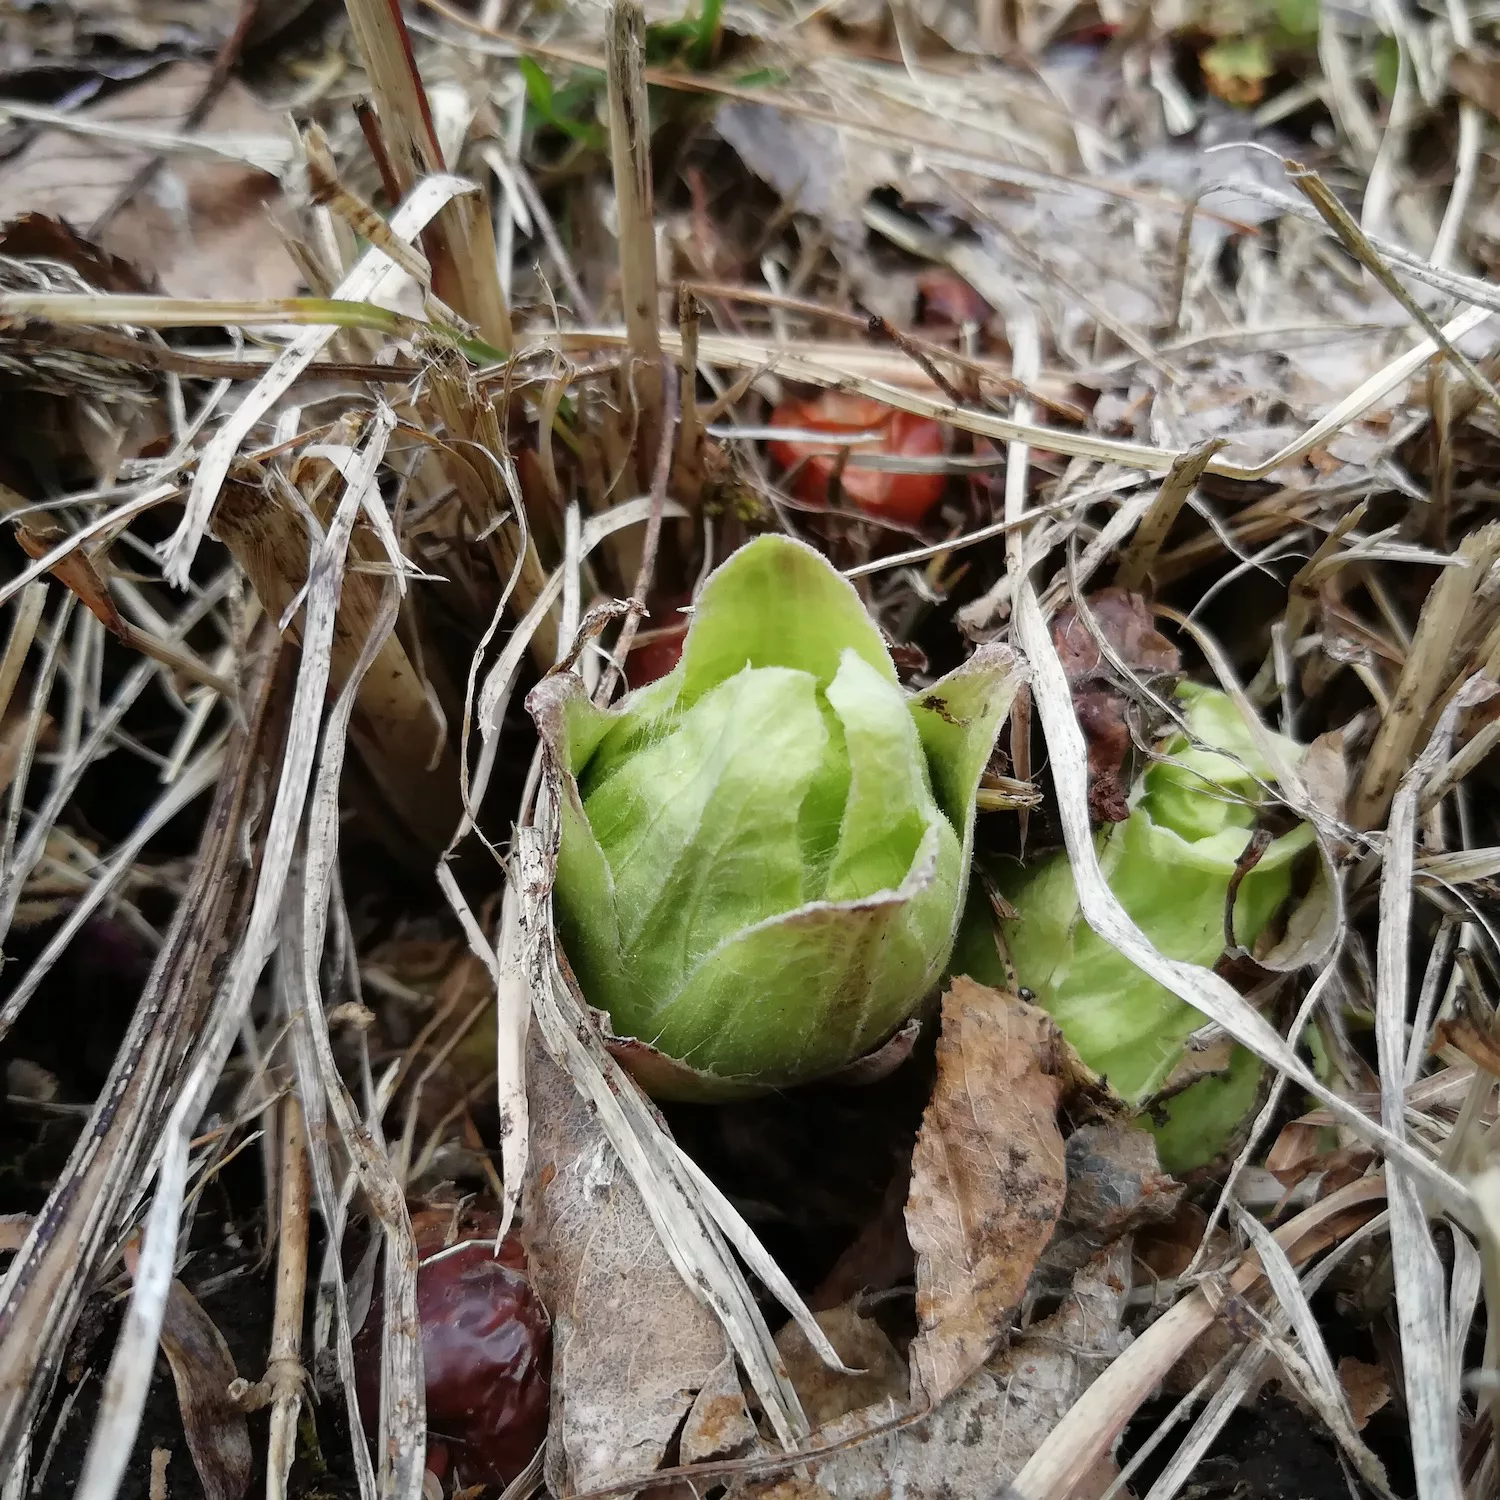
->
[354,1221,550,1489]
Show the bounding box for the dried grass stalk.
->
[1351,522,1500,829]
[265,1096,311,1500]
[1012,1177,1388,1499]
[606,0,664,474]
[342,0,512,350]
[1114,439,1226,592]
[12,518,232,696]
[284,555,428,1500]
[425,350,559,666]
[0,573,232,954]
[0,641,285,1469]
[78,416,416,1500]
[0,584,47,723]
[150,174,475,586]
[213,467,460,857]
[1368,682,1491,1500]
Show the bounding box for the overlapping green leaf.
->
[530,535,1021,1096]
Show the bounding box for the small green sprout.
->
[529,535,1021,1097]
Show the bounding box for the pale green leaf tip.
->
[1142,681,1305,842]
[677,532,899,699]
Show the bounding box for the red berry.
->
[768,392,947,525]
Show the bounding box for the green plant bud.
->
[999,683,1313,1172]
[529,535,1022,1097]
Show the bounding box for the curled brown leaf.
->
[904,979,1069,1405]
[521,1040,747,1495]
[775,1301,908,1432]
[122,1249,252,1500]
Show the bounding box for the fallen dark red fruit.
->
[768,392,946,524]
[354,1225,551,1489]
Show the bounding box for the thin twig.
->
[605,0,664,469]
[596,361,680,704]
[1287,157,1500,415]
[265,1096,311,1500]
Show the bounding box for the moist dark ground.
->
[30,1205,362,1500]
[1123,1389,1412,1500]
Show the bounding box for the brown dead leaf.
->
[1337,1356,1392,1431]
[775,1301,907,1431]
[1035,1121,1182,1296]
[1436,1014,1500,1077]
[0,708,50,800]
[1266,1120,1325,1181]
[1265,1141,1377,1202]
[0,62,298,300]
[1136,1201,1213,1282]
[1299,730,1348,823]
[15,524,126,636]
[0,212,149,291]
[0,0,310,73]
[811,1174,914,1312]
[679,1354,757,1466]
[1052,589,1180,684]
[904,979,1068,1405]
[124,1255,252,1500]
[1158,1036,1236,1094]
[1052,589,1180,825]
[1452,48,1500,117]
[734,1240,1134,1500]
[0,1215,33,1253]
[1069,689,1134,823]
[737,1482,837,1500]
[522,1041,742,1496]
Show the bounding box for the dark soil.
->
[1120,1391,1353,1500]
[30,1186,362,1500]
[665,1032,935,1296]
